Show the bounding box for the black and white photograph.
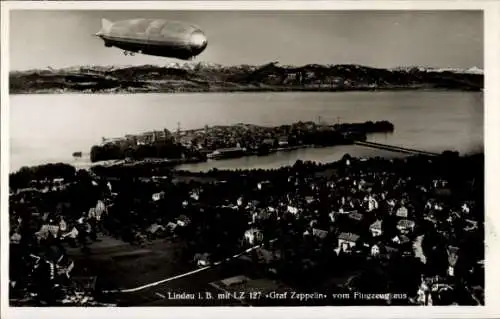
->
[1,1,499,317]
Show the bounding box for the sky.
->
[9,10,483,70]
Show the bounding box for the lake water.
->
[9,91,483,173]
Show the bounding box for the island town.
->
[89,120,395,165]
[8,118,484,306]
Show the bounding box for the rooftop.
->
[397,219,416,228]
[338,232,360,242]
[348,212,364,221]
[370,220,382,230]
[220,275,250,287]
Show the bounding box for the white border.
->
[1,1,500,319]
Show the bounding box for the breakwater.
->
[353,140,440,156]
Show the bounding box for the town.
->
[8,148,484,306]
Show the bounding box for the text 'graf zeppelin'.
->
[163,291,408,302]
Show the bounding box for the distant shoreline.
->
[9,63,483,94]
[9,86,481,95]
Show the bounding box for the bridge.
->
[353,140,440,156]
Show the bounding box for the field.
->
[67,236,185,287]
[66,235,260,306]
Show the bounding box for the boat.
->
[72,152,83,158]
[206,147,247,160]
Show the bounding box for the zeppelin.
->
[95,18,208,60]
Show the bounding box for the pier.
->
[353,140,440,156]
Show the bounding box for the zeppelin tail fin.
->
[96,18,113,36]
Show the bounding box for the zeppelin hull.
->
[102,36,195,60]
[97,18,207,60]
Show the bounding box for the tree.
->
[422,232,449,276]
[381,215,398,240]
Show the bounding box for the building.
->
[381,244,400,259]
[101,136,126,145]
[220,275,249,287]
[328,212,336,223]
[305,71,315,79]
[465,219,479,231]
[252,209,272,223]
[146,224,166,237]
[56,255,75,279]
[152,191,165,202]
[262,138,275,146]
[125,134,137,143]
[371,244,381,256]
[392,234,411,246]
[59,217,68,233]
[337,232,360,253]
[287,205,299,215]
[36,224,60,241]
[416,277,432,305]
[447,246,460,277]
[396,206,409,218]
[416,276,454,306]
[166,222,178,232]
[369,220,383,237]
[244,228,264,245]
[365,195,379,212]
[348,211,364,222]
[61,226,79,242]
[286,73,298,81]
[194,253,211,267]
[278,136,289,147]
[176,215,191,227]
[10,232,22,244]
[305,196,315,204]
[397,219,416,234]
[312,228,328,240]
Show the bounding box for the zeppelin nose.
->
[189,30,207,53]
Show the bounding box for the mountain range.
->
[9,62,483,94]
